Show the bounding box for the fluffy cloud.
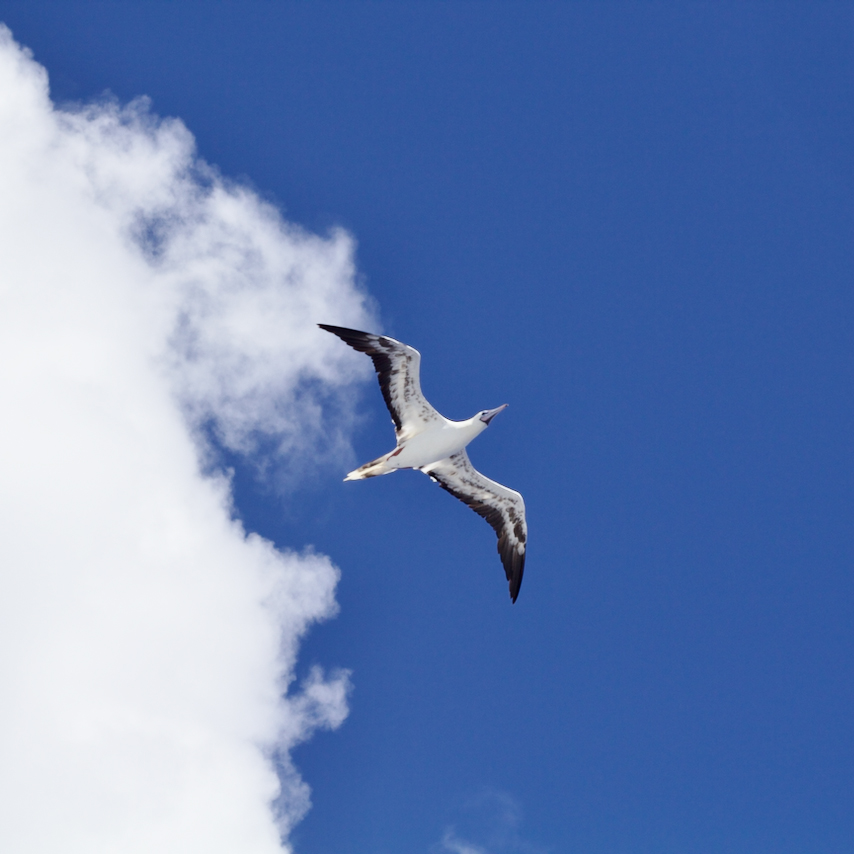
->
[0,26,372,853]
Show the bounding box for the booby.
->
[319,324,527,602]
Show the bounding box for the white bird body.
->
[344,413,488,479]
[319,324,527,602]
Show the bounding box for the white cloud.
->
[0,26,373,853]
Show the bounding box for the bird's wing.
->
[318,325,443,438]
[422,450,527,602]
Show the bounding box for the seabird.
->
[319,324,527,602]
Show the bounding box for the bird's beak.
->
[480,404,509,425]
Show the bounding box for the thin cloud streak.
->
[441,829,488,854]
[0,27,371,853]
[436,790,547,854]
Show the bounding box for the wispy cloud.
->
[436,790,548,854]
[0,26,372,853]
[441,828,489,854]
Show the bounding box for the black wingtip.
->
[318,324,382,353]
[509,564,524,603]
[318,323,365,336]
[505,548,525,603]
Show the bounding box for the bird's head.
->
[478,404,508,426]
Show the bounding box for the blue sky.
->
[0,3,851,853]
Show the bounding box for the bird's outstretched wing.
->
[318,325,443,439]
[422,450,527,602]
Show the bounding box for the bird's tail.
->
[344,454,397,481]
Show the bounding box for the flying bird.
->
[319,324,527,602]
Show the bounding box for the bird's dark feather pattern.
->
[318,324,440,437]
[424,450,526,602]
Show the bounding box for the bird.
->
[318,324,527,602]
